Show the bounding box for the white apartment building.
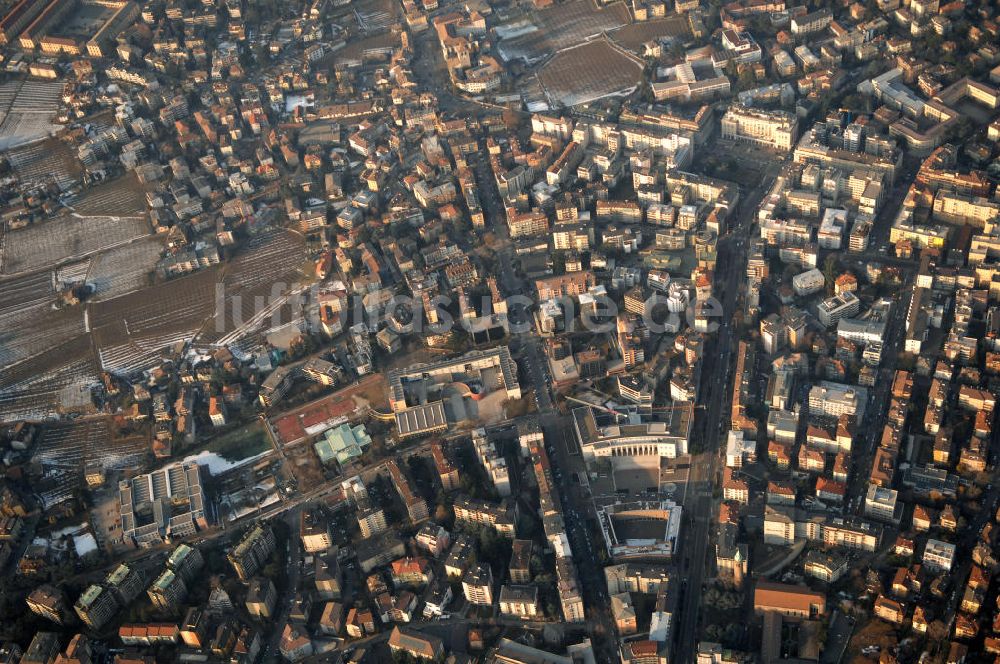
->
[864,483,901,524]
[817,208,849,249]
[764,505,796,545]
[721,105,799,151]
[792,269,825,296]
[923,539,956,573]
[472,429,511,497]
[808,381,867,419]
[817,291,861,327]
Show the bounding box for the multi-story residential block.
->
[508,540,534,584]
[299,509,332,554]
[472,429,511,497]
[804,550,849,582]
[386,460,429,524]
[148,569,188,611]
[499,585,539,618]
[166,544,204,584]
[74,585,120,630]
[104,564,145,606]
[864,483,902,524]
[817,292,861,327]
[721,105,798,151]
[462,563,494,606]
[228,524,276,583]
[444,535,475,579]
[246,577,277,619]
[808,381,866,419]
[923,538,956,572]
[27,585,70,625]
[453,495,516,537]
[356,495,387,538]
[431,442,460,491]
[790,8,832,35]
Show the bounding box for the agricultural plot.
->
[0,334,99,423]
[352,0,399,33]
[70,174,148,217]
[537,37,644,107]
[31,417,147,508]
[56,259,92,286]
[0,214,151,275]
[5,137,79,191]
[0,271,98,421]
[84,228,307,374]
[0,270,82,371]
[0,299,87,370]
[88,267,220,374]
[0,80,65,152]
[199,228,310,346]
[0,270,53,313]
[610,15,690,52]
[336,30,400,63]
[86,236,164,301]
[497,0,632,63]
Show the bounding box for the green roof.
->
[106,564,130,586]
[155,569,177,589]
[314,423,371,465]
[168,544,193,566]
[78,584,103,607]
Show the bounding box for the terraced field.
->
[71,174,148,217]
[0,333,98,423]
[32,417,148,508]
[538,37,644,107]
[0,214,151,276]
[497,0,632,63]
[86,236,164,301]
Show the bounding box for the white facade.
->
[792,268,825,296]
[817,208,849,249]
[817,291,861,327]
[923,538,956,573]
[808,381,867,419]
[721,105,798,151]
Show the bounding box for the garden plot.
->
[0,214,151,275]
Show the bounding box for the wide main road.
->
[674,166,778,664]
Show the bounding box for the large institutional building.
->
[572,403,693,461]
[597,500,683,560]
[721,105,799,151]
[388,346,521,439]
[118,462,209,547]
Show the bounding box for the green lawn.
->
[201,421,272,461]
